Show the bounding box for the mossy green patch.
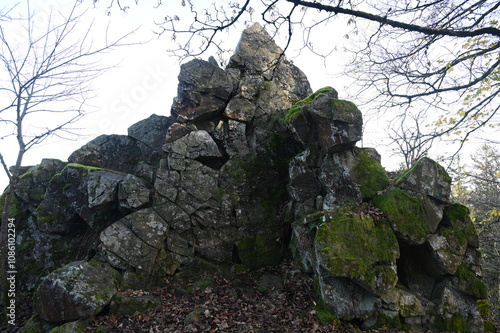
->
[445,203,470,222]
[18,315,55,333]
[372,187,429,244]
[443,204,479,241]
[48,320,87,333]
[285,86,334,122]
[484,320,496,332]
[65,163,102,172]
[455,264,488,299]
[19,170,33,180]
[10,193,21,216]
[95,326,111,333]
[477,299,491,316]
[374,311,402,330]
[442,313,467,333]
[315,208,399,282]
[17,241,36,253]
[439,227,468,253]
[110,294,160,316]
[0,190,22,217]
[256,80,273,98]
[352,149,389,200]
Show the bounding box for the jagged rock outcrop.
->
[1,23,491,332]
[290,150,486,331]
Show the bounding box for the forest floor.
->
[84,261,411,333]
[5,261,497,332]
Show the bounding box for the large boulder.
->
[171,59,234,122]
[34,261,118,323]
[99,208,179,276]
[68,134,158,182]
[127,113,174,151]
[14,159,66,213]
[372,187,429,245]
[36,164,126,231]
[153,22,312,267]
[396,157,452,202]
[314,208,399,296]
[288,87,362,153]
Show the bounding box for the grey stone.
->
[172,59,233,121]
[14,159,66,212]
[118,174,152,212]
[99,208,178,275]
[228,23,283,78]
[127,113,173,151]
[109,294,161,317]
[396,157,452,203]
[34,261,118,323]
[224,96,256,122]
[68,134,157,181]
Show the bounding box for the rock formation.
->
[0,23,490,332]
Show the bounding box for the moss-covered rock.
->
[13,159,66,212]
[33,260,119,323]
[443,203,479,247]
[18,315,56,333]
[454,264,488,299]
[351,148,389,200]
[428,233,465,275]
[477,299,491,316]
[0,189,22,218]
[285,86,336,122]
[286,86,362,153]
[109,294,161,316]
[483,320,497,332]
[372,187,429,245]
[314,207,399,295]
[436,312,467,333]
[48,320,87,333]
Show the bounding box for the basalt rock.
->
[171,59,234,122]
[3,23,490,333]
[68,134,158,182]
[33,260,118,323]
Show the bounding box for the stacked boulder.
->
[0,23,490,332]
[287,97,487,332]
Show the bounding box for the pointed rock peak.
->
[228,22,284,75]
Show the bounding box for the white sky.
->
[0,0,495,190]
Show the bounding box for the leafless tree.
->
[387,109,435,169]
[0,0,135,309]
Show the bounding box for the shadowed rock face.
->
[4,23,488,333]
